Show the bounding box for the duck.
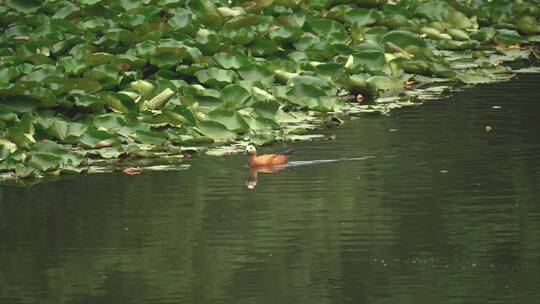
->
[244,144,294,167]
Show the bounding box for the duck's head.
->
[243,144,257,156]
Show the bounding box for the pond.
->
[1,74,539,304]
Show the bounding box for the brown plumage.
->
[244,145,294,167]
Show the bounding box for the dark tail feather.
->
[279,149,295,156]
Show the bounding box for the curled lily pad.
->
[195,68,237,88]
[131,130,168,145]
[381,30,427,50]
[442,10,473,29]
[79,130,122,148]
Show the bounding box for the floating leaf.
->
[213,52,249,69]
[345,50,389,75]
[456,72,494,84]
[6,0,41,13]
[221,84,250,107]
[309,18,344,36]
[253,100,281,119]
[344,8,380,26]
[206,109,250,133]
[366,76,403,92]
[93,113,126,131]
[197,121,237,141]
[442,10,472,29]
[34,140,83,167]
[249,37,279,56]
[195,68,237,88]
[415,1,452,21]
[516,16,540,35]
[49,121,88,142]
[79,130,122,148]
[187,0,222,28]
[131,130,168,145]
[27,153,62,172]
[205,145,243,156]
[237,64,274,88]
[287,83,327,100]
[144,164,191,171]
[381,30,427,49]
[122,167,143,175]
[268,25,303,43]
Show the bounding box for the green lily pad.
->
[442,10,473,29]
[237,64,274,88]
[195,68,237,88]
[268,25,303,43]
[49,121,88,142]
[221,84,251,108]
[206,109,250,133]
[205,145,244,156]
[249,37,279,56]
[415,1,453,21]
[366,76,403,92]
[344,8,380,26]
[213,52,249,69]
[309,18,344,36]
[93,113,126,131]
[197,120,237,141]
[34,140,83,167]
[131,130,168,145]
[253,100,281,119]
[79,130,122,148]
[345,50,389,75]
[187,0,222,28]
[6,0,41,13]
[381,30,427,49]
[27,153,63,172]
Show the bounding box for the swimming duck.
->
[244,144,294,167]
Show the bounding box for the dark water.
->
[1,74,539,304]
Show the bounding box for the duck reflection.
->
[245,165,286,189]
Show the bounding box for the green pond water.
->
[1,74,539,304]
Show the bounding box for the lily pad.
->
[221,84,251,108]
[197,120,237,141]
[79,130,122,148]
[131,130,168,145]
[344,8,380,26]
[206,109,250,133]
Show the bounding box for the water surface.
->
[1,74,539,304]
